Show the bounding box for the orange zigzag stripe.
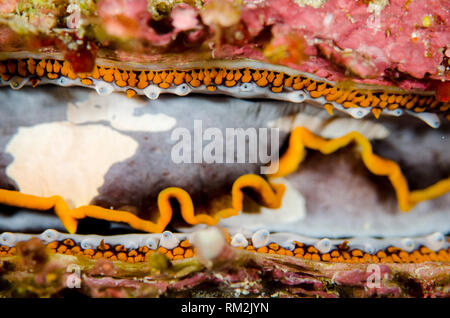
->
[0,127,449,233]
[0,174,285,234]
[269,127,450,211]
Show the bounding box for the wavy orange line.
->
[269,127,450,211]
[0,174,285,233]
[0,126,448,233]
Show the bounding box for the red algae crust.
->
[0,237,448,298]
[239,0,449,89]
[0,0,448,92]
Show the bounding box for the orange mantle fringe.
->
[0,127,449,233]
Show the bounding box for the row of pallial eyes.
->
[0,229,446,254]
